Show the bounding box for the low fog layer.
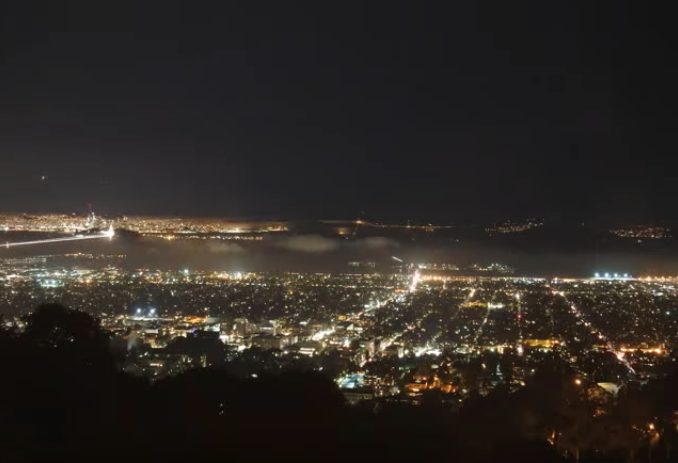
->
[2,233,678,277]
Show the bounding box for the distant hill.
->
[286,220,328,235]
[490,222,673,253]
[285,219,677,253]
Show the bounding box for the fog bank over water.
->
[2,232,678,277]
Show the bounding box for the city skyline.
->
[3,4,678,461]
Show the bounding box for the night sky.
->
[0,3,674,222]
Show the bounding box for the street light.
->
[648,423,660,463]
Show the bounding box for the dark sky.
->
[0,2,674,222]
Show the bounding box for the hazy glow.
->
[2,228,115,249]
[409,270,421,293]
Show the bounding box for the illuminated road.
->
[514,292,524,354]
[429,285,477,349]
[554,289,636,375]
[409,270,421,293]
[362,268,421,315]
[471,290,494,350]
[2,227,115,249]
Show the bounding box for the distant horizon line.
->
[0,211,676,228]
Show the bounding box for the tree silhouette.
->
[8,303,678,462]
[22,302,113,371]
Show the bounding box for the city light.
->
[0,250,671,417]
[0,9,672,458]
[2,229,115,249]
[409,270,421,293]
[593,272,633,281]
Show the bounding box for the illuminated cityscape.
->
[608,226,672,240]
[1,1,675,459]
[4,226,678,460]
[0,213,286,235]
[3,251,678,391]
[485,218,545,235]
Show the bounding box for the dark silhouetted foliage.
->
[2,303,678,462]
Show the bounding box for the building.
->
[342,388,374,404]
[234,318,249,337]
[251,334,295,350]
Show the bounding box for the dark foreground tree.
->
[2,303,675,462]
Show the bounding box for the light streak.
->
[3,227,114,249]
[556,291,636,375]
[409,270,420,293]
[311,329,335,341]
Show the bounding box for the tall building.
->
[234,318,249,337]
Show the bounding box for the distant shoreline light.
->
[592,272,632,280]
